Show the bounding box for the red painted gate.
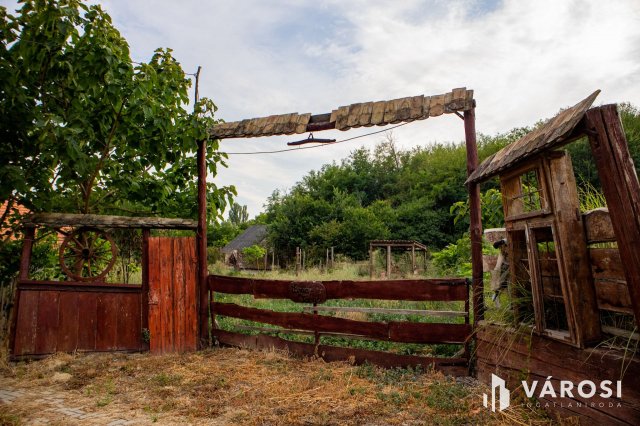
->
[147,237,197,353]
[10,228,198,358]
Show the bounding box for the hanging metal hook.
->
[287,133,336,146]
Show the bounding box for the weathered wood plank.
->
[56,292,79,352]
[183,238,198,351]
[76,293,97,351]
[208,275,469,302]
[547,153,601,346]
[116,293,141,350]
[429,94,446,117]
[595,280,633,313]
[476,323,640,396]
[17,280,142,293]
[141,229,150,350]
[213,302,469,344]
[214,302,388,340]
[464,108,484,328]
[159,237,174,352]
[477,359,638,425]
[214,329,468,376]
[300,306,468,318]
[173,238,185,351]
[26,213,197,229]
[467,90,600,184]
[12,290,39,356]
[585,105,640,329]
[147,237,162,353]
[209,89,475,139]
[589,248,625,281]
[96,293,118,351]
[35,291,58,354]
[583,208,616,243]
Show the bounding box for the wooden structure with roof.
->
[471,91,640,424]
[368,239,429,278]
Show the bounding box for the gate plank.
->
[159,238,174,351]
[116,293,141,350]
[174,238,186,351]
[57,292,79,352]
[77,293,98,351]
[35,291,59,354]
[13,291,39,356]
[96,293,118,350]
[148,237,162,353]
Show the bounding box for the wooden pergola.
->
[368,239,428,278]
[197,87,485,345]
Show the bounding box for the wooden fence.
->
[209,275,471,375]
[11,281,144,357]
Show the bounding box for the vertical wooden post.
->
[369,244,374,279]
[197,138,209,348]
[10,226,35,357]
[141,228,150,350]
[386,245,391,279]
[330,246,334,269]
[411,245,416,274]
[464,108,484,326]
[585,105,640,329]
[326,248,329,270]
[18,226,35,281]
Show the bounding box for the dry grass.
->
[0,347,558,425]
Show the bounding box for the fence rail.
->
[209,275,471,373]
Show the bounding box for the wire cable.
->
[221,122,410,155]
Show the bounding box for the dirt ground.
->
[0,347,555,425]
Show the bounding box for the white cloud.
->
[2,0,639,217]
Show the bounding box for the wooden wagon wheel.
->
[59,227,118,282]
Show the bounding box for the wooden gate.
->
[209,275,471,375]
[11,282,144,357]
[147,237,197,353]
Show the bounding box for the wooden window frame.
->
[501,162,552,222]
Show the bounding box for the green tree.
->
[0,0,233,225]
[241,244,266,269]
[228,203,249,226]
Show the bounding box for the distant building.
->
[221,225,269,269]
[1,200,30,241]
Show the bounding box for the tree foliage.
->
[0,0,234,227]
[264,107,640,263]
[264,136,512,260]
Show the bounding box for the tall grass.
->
[578,180,607,212]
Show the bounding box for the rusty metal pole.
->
[464,107,484,326]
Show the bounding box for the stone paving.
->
[0,386,137,425]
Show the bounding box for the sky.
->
[3,0,640,217]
